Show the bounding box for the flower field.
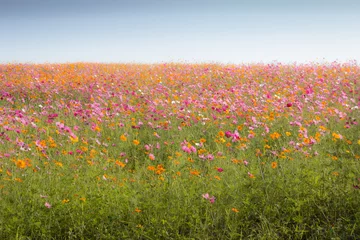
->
[0,62,359,239]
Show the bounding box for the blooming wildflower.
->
[190,169,200,176]
[120,135,127,141]
[332,132,342,141]
[225,131,232,138]
[270,132,281,140]
[15,178,23,182]
[134,208,141,213]
[209,196,216,204]
[69,135,79,143]
[55,161,63,167]
[147,166,156,171]
[155,164,165,175]
[217,167,223,172]
[149,153,155,161]
[115,160,126,168]
[45,202,52,209]
[202,193,209,199]
[62,199,70,204]
[248,172,255,178]
[232,208,239,213]
[15,160,27,169]
[271,162,278,169]
[133,140,140,145]
[93,125,101,132]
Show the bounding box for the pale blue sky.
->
[1,0,359,64]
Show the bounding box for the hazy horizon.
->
[1,0,360,64]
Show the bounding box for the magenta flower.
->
[209,196,216,204]
[217,167,223,172]
[225,131,233,138]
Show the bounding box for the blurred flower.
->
[232,208,239,213]
[271,162,278,169]
[120,135,127,141]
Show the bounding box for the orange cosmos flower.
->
[16,160,27,169]
[232,208,239,213]
[120,134,127,141]
[271,162,278,169]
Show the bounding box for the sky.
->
[1,0,360,64]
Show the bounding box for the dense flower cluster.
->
[0,62,359,222]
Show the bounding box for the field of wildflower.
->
[0,62,359,239]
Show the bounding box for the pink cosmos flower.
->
[225,131,232,138]
[202,193,209,200]
[190,146,197,153]
[45,202,52,209]
[202,193,215,204]
[207,154,214,161]
[182,145,191,153]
